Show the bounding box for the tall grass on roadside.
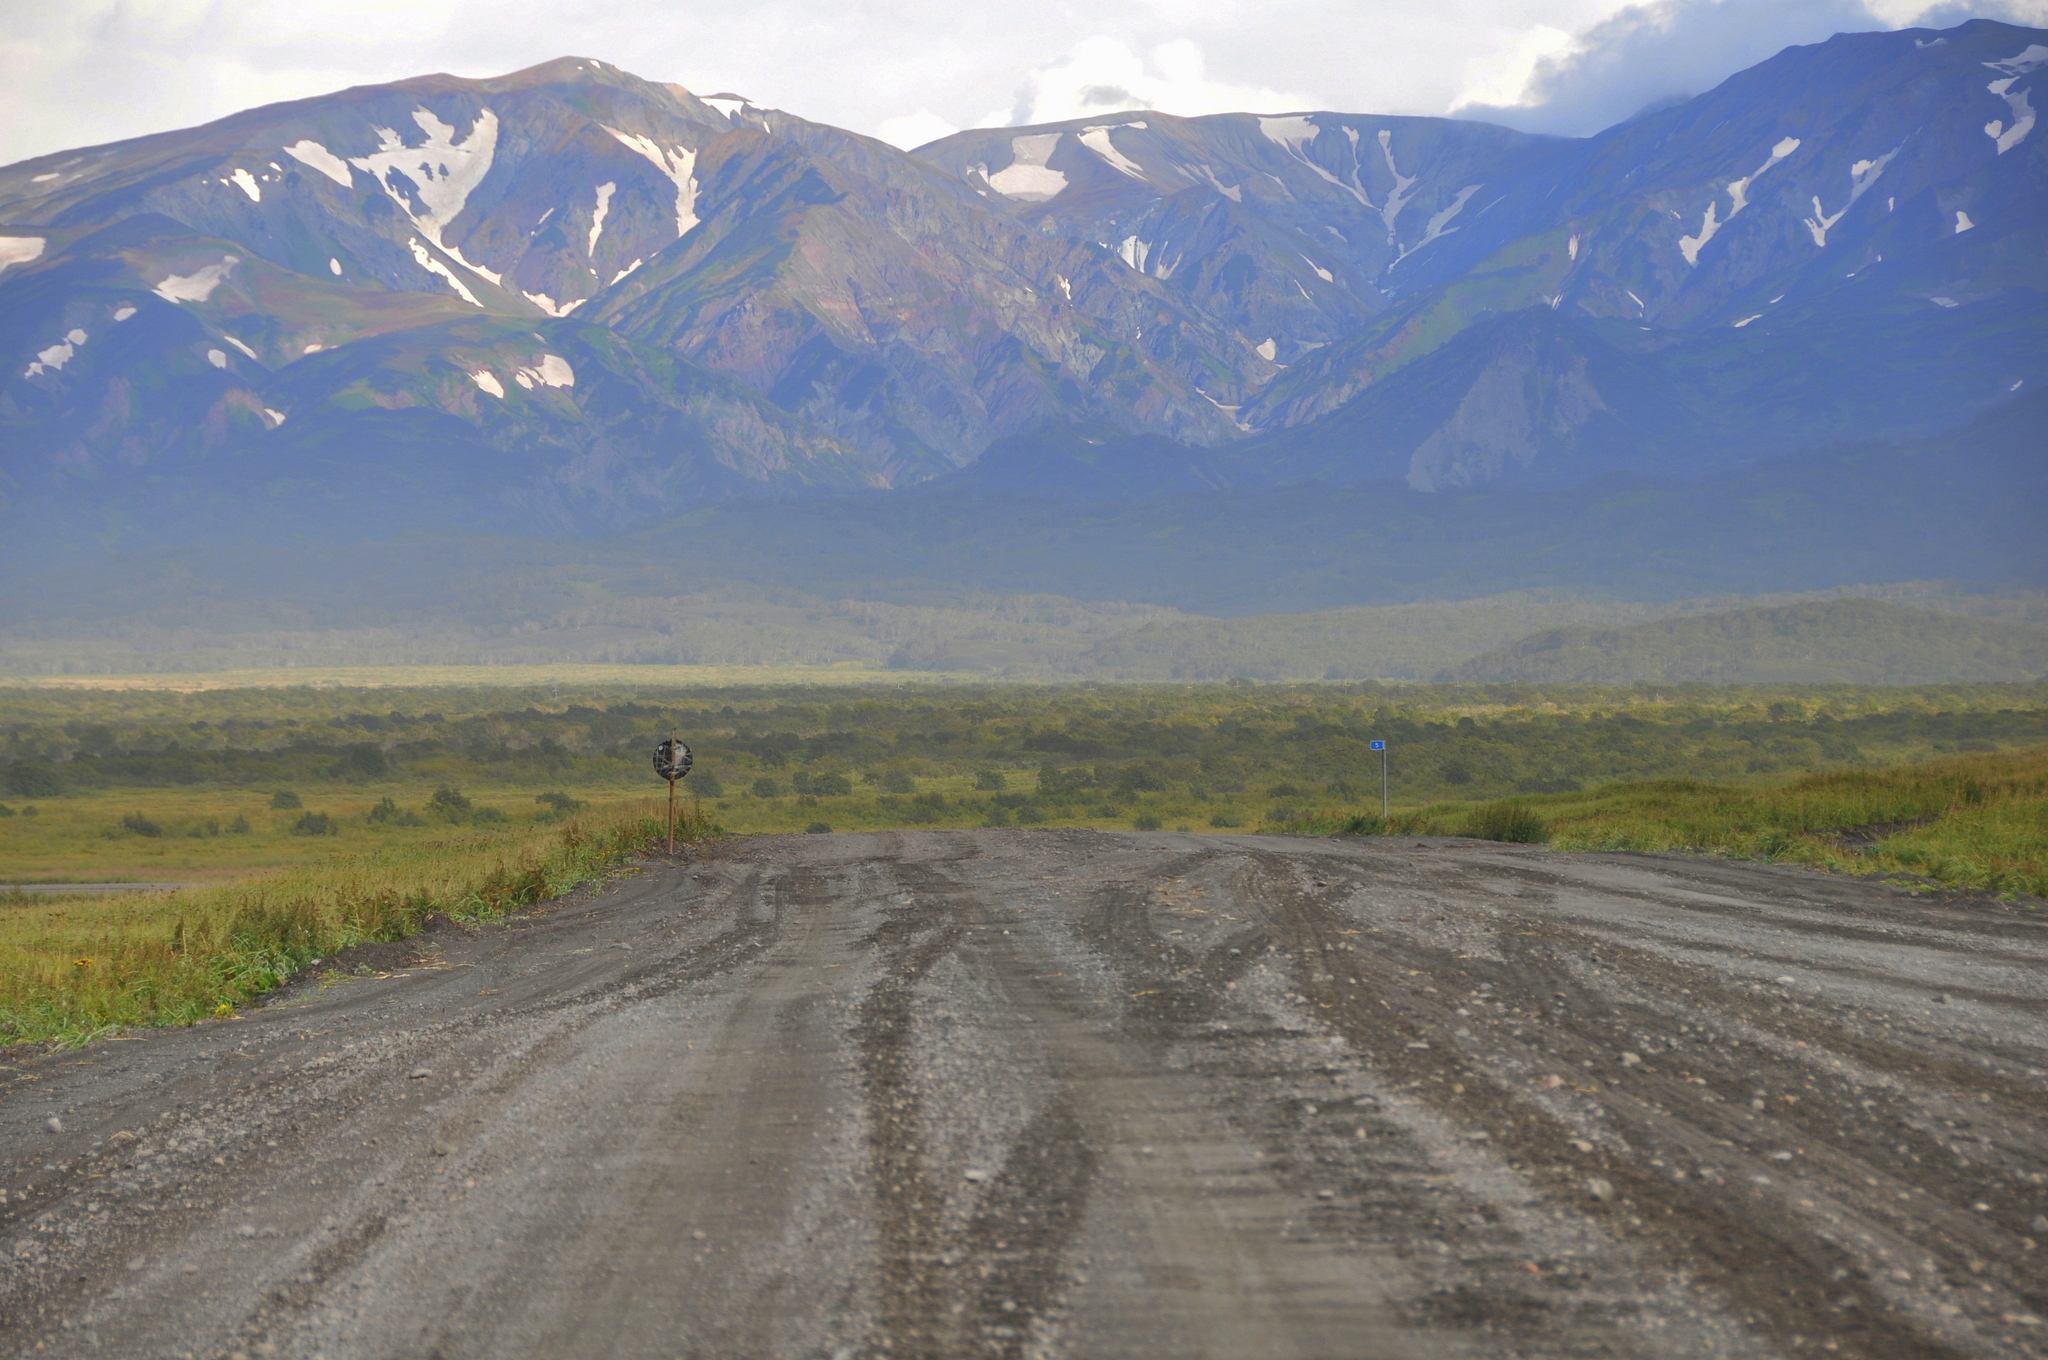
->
[0,802,714,1047]
[1288,746,2047,900]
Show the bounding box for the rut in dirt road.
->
[1,830,2043,1360]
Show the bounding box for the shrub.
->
[228,815,250,834]
[752,777,783,799]
[427,787,473,822]
[689,771,724,798]
[1133,813,1162,831]
[121,812,165,838]
[975,770,1007,791]
[0,803,13,817]
[1336,812,1388,835]
[880,770,916,794]
[291,812,335,836]
[471,806,509,826]
[368,797,425,827]
[269,791,302,810]
[2,761,61,799]
[342,743,388,778]
[1209,813,1242,828]
[792,770,852,797]
[1466,802,1549,843]
[805,821,832,834]
[534,792,585,823]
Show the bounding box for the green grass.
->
[0,801,715,1047]
[1293,746,2047,900]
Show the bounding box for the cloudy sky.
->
[3,0,2042,165]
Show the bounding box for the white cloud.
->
[994,37,1321,127]
[0,0,2041,168]
[876,109,960,150]
[1452,0,2048,135]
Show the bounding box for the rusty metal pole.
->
[667,773,677,855]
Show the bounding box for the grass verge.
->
[0,802,715,1047]
[1288,746,2047,901]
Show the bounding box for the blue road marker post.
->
[1370,741,1388,820]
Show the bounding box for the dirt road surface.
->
[3,831,2044,1359]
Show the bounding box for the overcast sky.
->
[3,0,2043,166]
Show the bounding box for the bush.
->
[1209,813,1242,828]
[228,814,250,834]
[689,771,724,798]
[805,821,833,834]
[1337,812,1388,835]
[368,797,425,827]
[1466,802,1549,843]
[121,812,165,838]
[1133,813,1162,831]
[880,770,916,794]
[0,803,13,817]
[471,806,509,825]
[975,770,1007,791]
[792,770,852,797]
[427,787,473,822]
[751,777,783,799]
[534,792,585,823]
[291,812,335,836]
[2,761,61,799]
[269,791,302,810]
[342,743,388,778]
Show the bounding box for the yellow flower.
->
[73,957,93,967]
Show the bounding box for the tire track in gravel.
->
[1213,843,2036,1360]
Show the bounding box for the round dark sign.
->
[653,738,693,781]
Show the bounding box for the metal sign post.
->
[653,735,694,855]
[1370,740,1388,820]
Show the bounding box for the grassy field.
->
[1292,745,2048,900]
[3,676,2041,1045]
[0,801,713,1047]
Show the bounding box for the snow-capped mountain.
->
[0,22,2041,534]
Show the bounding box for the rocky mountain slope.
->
[0,22,2041,536]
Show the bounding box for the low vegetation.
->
[0,803,714,1047]
[2,677,2040,1045]
[1293,746,2047,900]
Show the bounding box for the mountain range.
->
[1,21,2044,689]
[2,19,2043,546]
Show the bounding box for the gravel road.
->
[3,830,2044,1359]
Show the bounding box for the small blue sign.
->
[1370,740,1386,750]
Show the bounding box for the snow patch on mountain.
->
[24,329,84,377]
[153,256,238,304]
[1255,338,1277,361]
[230,169,261,202]
[113,305,135,321]
[1302,255,1334,283]
[1398,184,1481,263]
[1375,130,1419,247]
[1683,136,1799,265]
[1079,125,1147,180]
[350,107,501,277]
[223,335,257,360]
[1984,77,2036,154]
[1260,116,1369,207]
[522,290,583,317]
[283,140,353,187]
[604,128,701,238]
[1955,210,1975,233]
[1803,146,1897,248]
[1118,236,1151,273]
[1189,164,1242,202]
[1984,43,2048,76]
[470,370,505,398]
[588,183,615,254]
[609,259,643,286]
[207,349,227,368]
[701,97,747,119]
[329,257,342,276]
[988,134,1067,200]
[0,236,45,273]
[512,355,574,389]
[408,238,482,306]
